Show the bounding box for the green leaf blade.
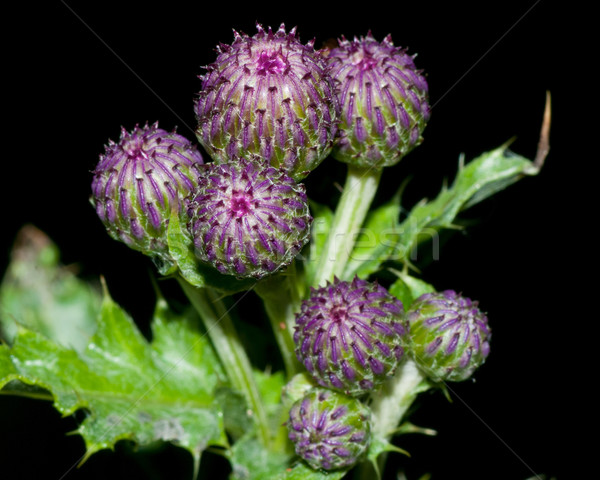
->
[0,287,228,464]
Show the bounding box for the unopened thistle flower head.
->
[186,158,312,279]
[327,32,430,168]
[194,23,339,180]
[91,122,204,262]
[406,290,491,382]
[294,277,408,396]
[287,388,371,471]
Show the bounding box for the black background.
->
[1,1,587,479]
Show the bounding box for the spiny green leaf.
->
[393,145,540,265]
[0,286,228,468]
[167,209,255,294]
[366,434,410,480]
[344,144,540,278]
[0,224,100,352]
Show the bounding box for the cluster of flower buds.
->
[89,22,491,475]
[91,25,431,281]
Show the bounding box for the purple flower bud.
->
[194,23,340,180]
[327,32,430,168]
[294,277,408,396]
[287,388,371,471]
[406,290,491,382]
[91,122,203,262]
[186,158,312,279]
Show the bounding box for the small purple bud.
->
[406,290,491,382]
[186,158,312,279]
[287,388,371,471]
[327,33,430,168]
[294,277,408,396]
[195,23,340,180]
[91,122,203,262]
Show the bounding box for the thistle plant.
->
[1,19,551,480]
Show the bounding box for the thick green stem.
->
[370,359,429,438]
[312,164,382,287]
[360,359,430,479]
[177,276,270,446]
[255,267,303,379]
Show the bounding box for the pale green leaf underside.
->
[0,291,227,464]
[0,225,101,352]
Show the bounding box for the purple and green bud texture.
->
[406,290,491,382]
[327,33,430,168]
[186,158,312,279]
[294,277,408,396]
[91,122,204,262]
[194,23,339,180]
[287,388,371,471]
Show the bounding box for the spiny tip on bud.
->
[294,277,408,396]
[327,33,430,168]
[287,388,371,471]
[91,122,204,263]
[186,158,312,279]
[406,290,491,382]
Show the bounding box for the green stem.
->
[255,266,303,379]
[177,276,270,447]
[312,164,382,287]
[370,359,429,438]
[362,359,430,479]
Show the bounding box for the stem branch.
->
[177,276,270,446]
[312,164,382,287]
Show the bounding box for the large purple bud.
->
[327,33,430,168]
[91,122,203,263]
[194,23,339,180]
[287,388,371,471]
[406,290,491,382]
[294,277,408,397]
[186,159,312,279]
